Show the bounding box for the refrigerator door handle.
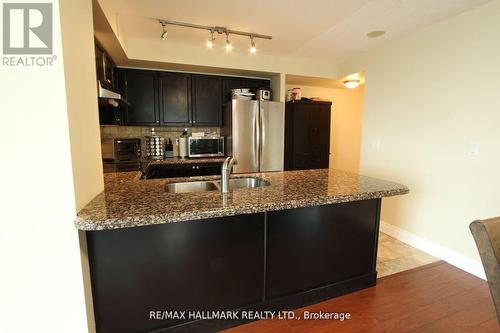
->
[254,106,260,169]
[259,107,265,170]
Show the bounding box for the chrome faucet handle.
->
[221,157,237,193]
[222,156,237,170]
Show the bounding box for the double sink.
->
[165,177,270,194]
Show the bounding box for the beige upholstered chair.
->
[470,218,500,324]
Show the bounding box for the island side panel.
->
[86,213,265,333]
[266,199,381,301]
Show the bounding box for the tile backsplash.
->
[100,126,220,158]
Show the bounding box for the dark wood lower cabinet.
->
[141,162,224,179]
[86,199,381,333]
[87,214,265,333]
[266,199,380,299]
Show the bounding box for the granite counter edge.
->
[74,187,409,231]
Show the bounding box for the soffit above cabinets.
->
[98,0,491,64]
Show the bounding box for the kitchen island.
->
[76,169,408,333]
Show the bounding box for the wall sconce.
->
[344,80,360,89]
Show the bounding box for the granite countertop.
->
[75,169,409,231]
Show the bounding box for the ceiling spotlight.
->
[344,80,360,89]
[225,32,232,51]
[249,36,256,54]
[206,30,215,48]
[160,23,168,40]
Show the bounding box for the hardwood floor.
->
[224,262,499,333]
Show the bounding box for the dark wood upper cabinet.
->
[103,54,116,89]
[95,44,105,85]
[121,69,159,125]
[95,42,122,125]
[246,78,271,92]
[192,75,222,126]
[159,72,191,126]
[222,77,247,103]
[284,100,331,171]
[95,41,116,90]
[222,77,271,101]
[108,67,271,127]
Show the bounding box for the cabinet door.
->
[222,77,247,103]
[292,153,329,170]
[103,53,116,89]
[159,73,191,126]
[246,78,271,92]
[143,163,223,179]
[122,69,159,125]
[197,162,223,176]
[142,164,196,179]
[87,213,265,333]
[192,75,222,126]
[94,43,105,85]
[293,103,330,165]
[266,200,379,299]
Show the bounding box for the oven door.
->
[189,137,224,157]
[101,138,116,161]
[115,139,141,162]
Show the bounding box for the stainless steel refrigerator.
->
[222,99,284,173]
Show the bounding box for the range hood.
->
[98,80,121,100]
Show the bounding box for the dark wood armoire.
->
[284,100,332,171]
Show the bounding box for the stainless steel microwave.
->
[188,136,224,158]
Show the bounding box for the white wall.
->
[339,0,500,276]
[0,0,102,332]
[60,0,104,211]
[285,84,364,173]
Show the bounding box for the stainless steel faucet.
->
[221,156,237,193]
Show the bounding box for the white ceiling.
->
[100,0,491,63]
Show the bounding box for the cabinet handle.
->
[192,120,196,124]
[192,166,196,169]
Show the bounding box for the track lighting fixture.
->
[225,32,232,52]
[157,19,272,54]
[206,30,215,48]
[249,35,256,54]
[160,23,168,40]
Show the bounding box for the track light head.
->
[206,30,215,48]
[249,36,256,54]
[160,23,168,40]
[225,32,232,51]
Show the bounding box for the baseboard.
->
[380,221,486,280]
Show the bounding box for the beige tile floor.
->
[377,232,439,278]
